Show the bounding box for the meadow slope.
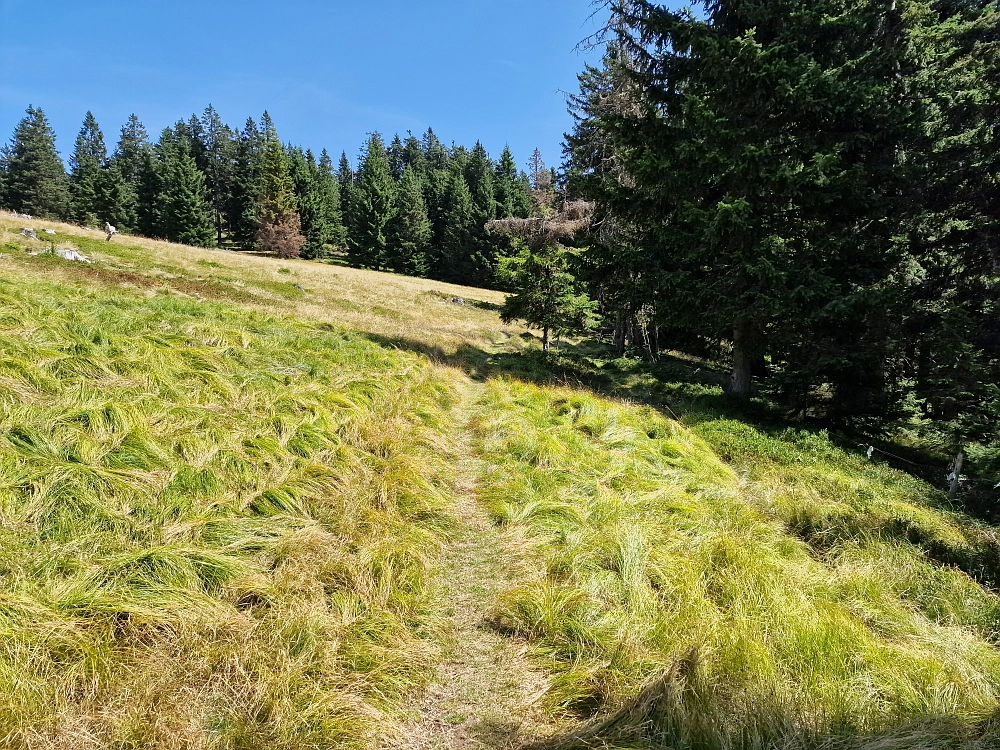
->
[1,215,999,750]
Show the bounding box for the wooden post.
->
[948,452,964,501]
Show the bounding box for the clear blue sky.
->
[0,0,613,171]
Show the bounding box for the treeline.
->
[559,0,999,442]
[0,105,542,288]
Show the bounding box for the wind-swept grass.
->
[0,275,460,747]
[472,379,1000,748]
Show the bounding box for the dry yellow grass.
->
[0,214,526,358]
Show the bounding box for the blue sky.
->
[0,0,613,172]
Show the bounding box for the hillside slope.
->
[1,216,999,749]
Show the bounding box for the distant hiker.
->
[105,222,118,241]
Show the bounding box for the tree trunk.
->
[543,326,550,352]
[614,313,626,356]
[726,319,756,399]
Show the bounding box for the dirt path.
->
[381,380,563,750]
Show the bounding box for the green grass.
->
[472,379,1000,748]
[0,275,459,747]
[3,218,1000,748]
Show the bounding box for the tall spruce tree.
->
[347,133,396,270]
[6,106,69,218]
[199,105,235,246]
[68,112,107,226]
[576,0,915,401]
[255,113,305,258]
[435,172,475,282]
[386,165,431,276]
[159,132,216,247]
[289,147,344,259]
[97,160,137,232]
[228,118,263,248]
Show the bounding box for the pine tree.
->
[255,113,305,259]
[159,134,216,247]
[113,114,149,185]
[289,147,344,259]
[435,172,475,282]
[347,133,396,270]
[200,105,235,246]
[108,114,148,231]
[136,147,164,237]
[68,112,107,226]
[228,118,263,248]
[386,165,431,276]
[97,160,137,232]
[6,106,69,218]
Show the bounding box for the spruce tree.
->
[0,144,10,207]
[255,113,305,258]
[108,114,148,231]
[6,106,69,218]
[68,111,107,226]
[289,147,344,259]
[435,172,475,282]
[386,165,431,276]
[347,133,396,270]
[228,118,263,248]
[136,148,164,238]
[113,114,149,185]
[576,1,915,400]
[160,135,216,247]
[97,160,137,232]
[200,105,235,246]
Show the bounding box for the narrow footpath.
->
[382,381,564,750]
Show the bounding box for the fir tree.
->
[435,172,475,282]
[160,134,216,247]
[136,148,164,237]
[386,165,431,276]
[255,113,305,259]
[5,106,69,218]
[68,112,107,226]
[347,133,396,270]
[112,114,149,185]
[200,105,235,246]
[97,160,137,232]
[228,118,263,248]
[388,134,406,180]
[0,144,10,207]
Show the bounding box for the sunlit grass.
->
[472,379,1000,748]
[0,274,460,747]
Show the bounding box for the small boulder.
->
[20,228,37,240]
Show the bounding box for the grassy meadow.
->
[1,214,999,749]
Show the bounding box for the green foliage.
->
[347,133,396,270]
[289,147,345,260]
[498,242,598,351]
[255,113,305,259]
[0,274,456,747]
[68,111,107,226]
[569,0,1000,437]
[5,106,69,218]
[386,165,431,276]
[473,379,1000,746]
[159,132,216,247]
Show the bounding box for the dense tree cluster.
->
[564,0,999,443]
[0,106,535,287]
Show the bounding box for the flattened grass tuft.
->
[0,277,458,747]
[473,379,1000,748]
